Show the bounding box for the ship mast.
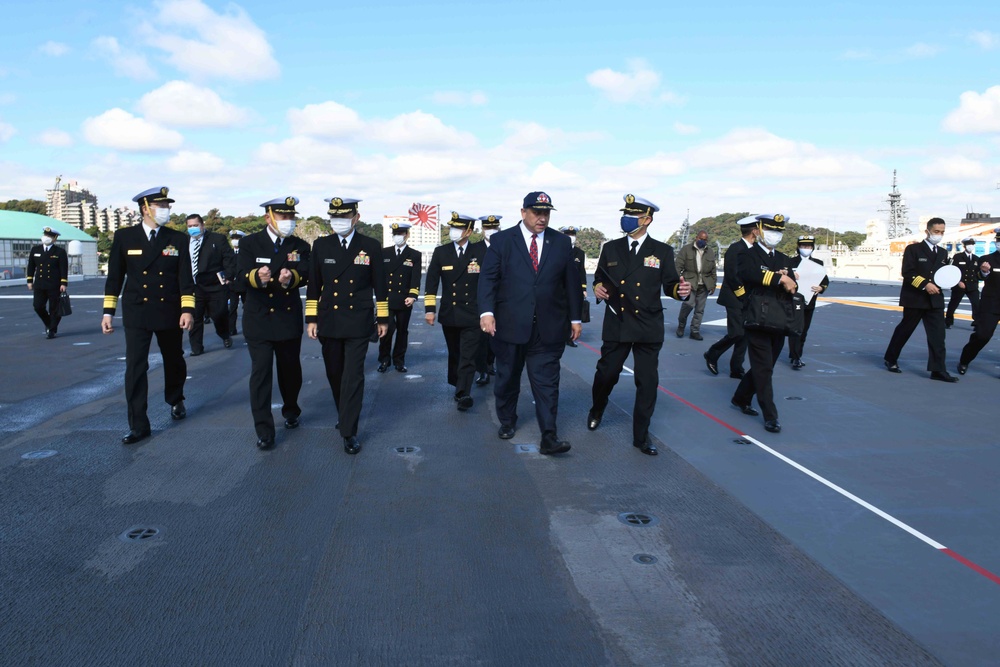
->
[677,209,690,247]
[880,170,909,239]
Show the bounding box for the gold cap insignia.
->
[43,227,52,233]
[774,214,785,223]
[391,223,400,230]
[331,197,343,207]
[451,211,459,221]
[487,215,496,223]
[160,187,169,197]
[285,196,296,207]
[625,194,635,205]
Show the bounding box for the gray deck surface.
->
[1,278,997,666]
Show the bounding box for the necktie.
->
[191,238,202,277]
[631,240,639,255]
[149,229,156,243]
[274,237,282,253]
[458,245,464,259]
[342,238,348,250]
[530,234,539,272]
[397,248,401,256]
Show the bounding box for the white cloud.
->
[921,155,987,181]
[82,108,183,151]
[288,101,364,139]
[137,81,249,128]
[0,120,14,142]
[586,59,683,105]
[943,86,1000,134]
[167,150,225,173]
[673,122,699,136]
[369,111,477,150]
[37,129,73,147]
[969,31,998,50]
[903,42,942,58]
[143,0,279,82]
[39,41,70,57]
[431,91,488,106]
[92,36,157,80]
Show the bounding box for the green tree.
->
[575,227,607,258]
[0,199,47,215]
[84,226,100,239]
[356,220,383,241]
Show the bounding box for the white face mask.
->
[231,240,239,248]
[927,233,943,246]
[965,245,975,254]
[762,230,783,248]
[798,248,813,258]
[153,207,170,226]
[42,235,54,245]
[330,218,353,236]
[483,229,496,241]
[276,219,296,238]
[393,235,406,247]
[449,228,466,243]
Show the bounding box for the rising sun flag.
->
[408,203,439,230]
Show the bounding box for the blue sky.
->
[0,0,998,237]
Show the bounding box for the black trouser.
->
[884,307,947,372]
[945,287,980,326]
[705,304,748,374]
[591,340,663,445]
[246,337,302,441]
[732,329,785,422]
[442,324,480,397]
[378,307,412,366]
[123,326,186,433]
[319,336,369,438]
[787,304,817,361]
[32,287,62,333]
[189,288,229,353]
[492,323,565,436]
[476,331,495,373]
[227,287,244,335]
[959,312,999,367]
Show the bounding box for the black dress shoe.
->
[957,364,968,375]
[487,365,496,376]
[377,362,390,373]
[223,338,233,349]
[704,352,719,375]
[46,330,56,339]
[945,323,952,329]
[884,360,902,373]
[689,332,703,341]
[395,364,407,373]
[730,370,745,379]
[189,350,203,357]
[121,430,151,445]
[930,371,959,383]
[344,436,361,455]
[474,372,489,386]
[791,359,804,370]
[586,408,603,431]
[731,400,759,417]
[634,441,658,455]
[566,339,578,347]
[284,416,299,429]
[456,394,474,411]
[764,420,782,433]
[256,437,275,450]
[498,425,515,440]
[229,330,239,336]
[171,401,186,420]
[540,435,571,455]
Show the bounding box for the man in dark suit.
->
[425,212,488,411]
[479,191,583,455]
[236,196,311,450]
[945,237,980,329]
[185,214,236,355]
[704,218,756,378]
[102,186,195,444]
[559,226,588,347]
[226,229,246,336]
[26,225,69,339]
[378,222,422,373]
[474,215,503,383]
[787,235,829,369]
[958,229,1000,375]
[883,217,958,382]
[306,197,388,455]
[588,195,690,455]
[730,214,799,433]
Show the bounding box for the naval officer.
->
[227,230,246,336]
[306,197,389,455]
[102,186,194,444]
[236,197,311,449]
[945,237,981,329]
[559,225,588,348]
[588,195,690,455]
[704,217,756,379]
[26,226,69,339]
[378,222,422,373]
[958,228,1000,375]
[424,212,487,411]
[787,235,829,369]
[474,215,502,383]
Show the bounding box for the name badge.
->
[442,265,454,271]
[128,249,143,256]
[958,261,967,265]
[255,257,271,263]
[607,261,618,267]
[162,245,179,257]
[33,253,41,257]
[643,256,661,269]
[354,251,370,266]
[918,257,928,262]
[324,258,337,264]
[384,258,392,262]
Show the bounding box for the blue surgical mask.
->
[695,239,707,249]
[620,216,640,234]
[187,227,203,237]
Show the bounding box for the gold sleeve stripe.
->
[104,296,119,309]
[248,269,258,289]
[734,286,746,298]
[304,299,318,317]
[763,270,774,286]
[181,295,196,309]
[376,300,389,317]
[290,269,300,288]
[26,277,33,282]
[408,287,420,295]
[912,276,926,288]
[425,294,437,307]
[60,278,69,283]
[673,284,680,299]
[594,282,603,289]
